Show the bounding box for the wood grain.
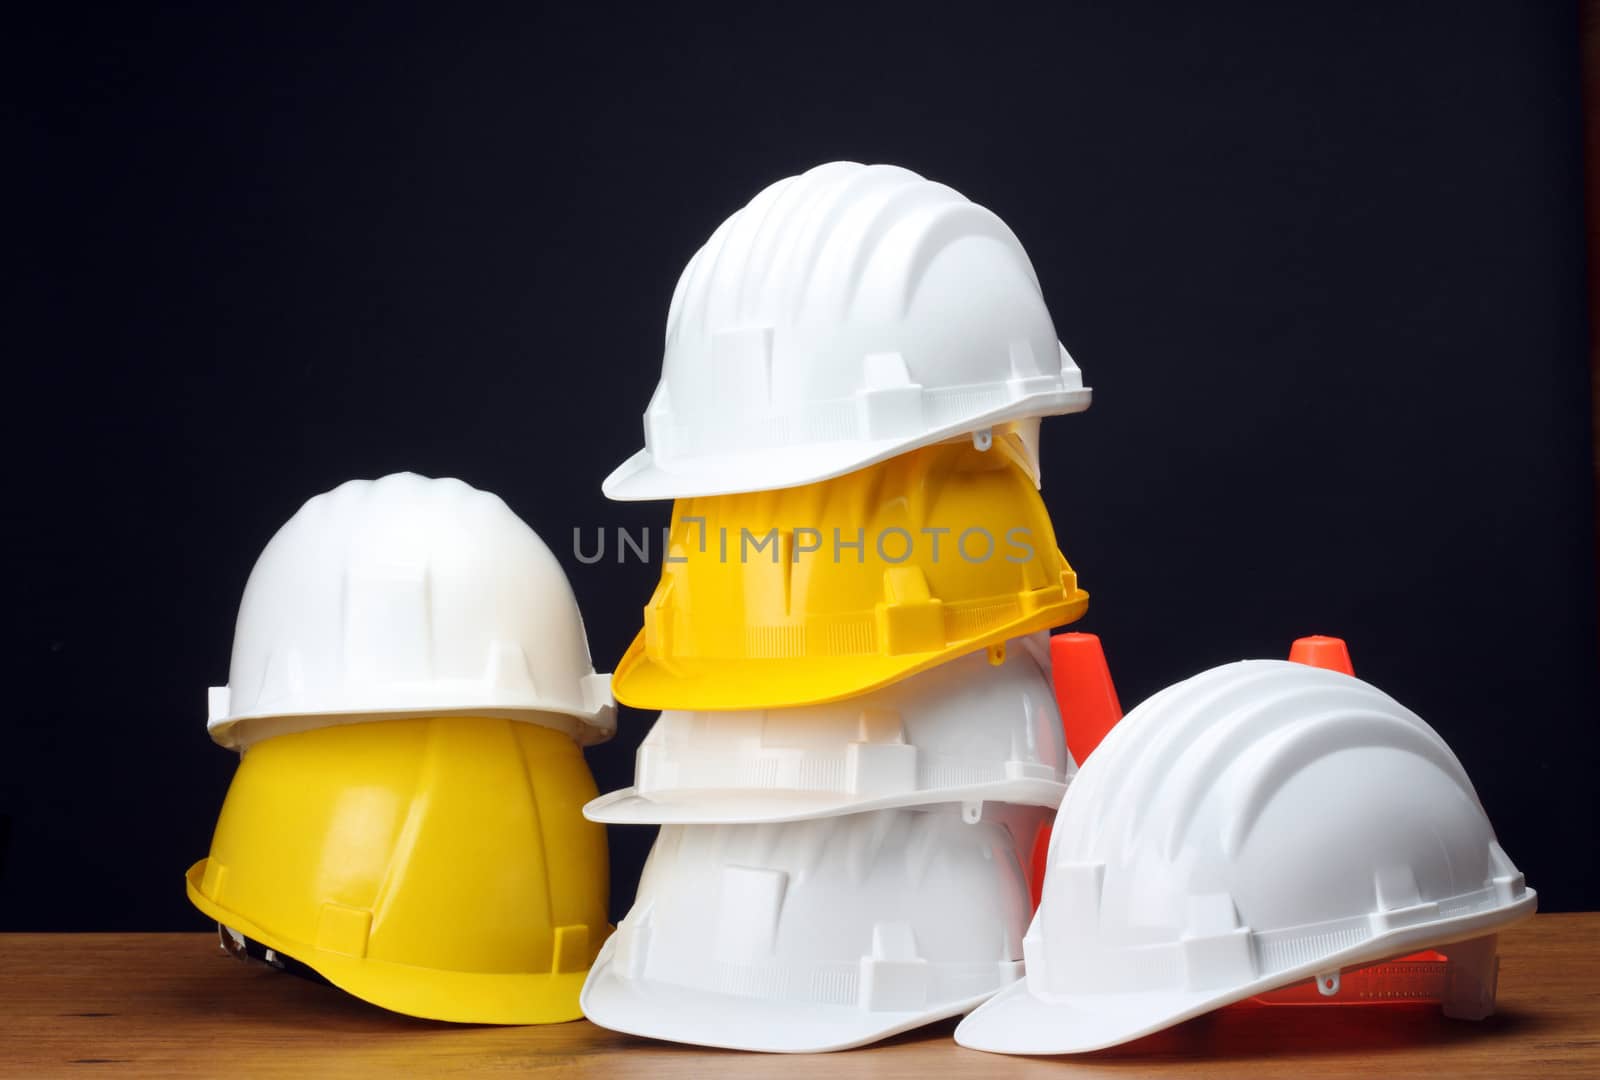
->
[1,914,1595,1077]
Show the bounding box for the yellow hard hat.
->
[185,715,610,1024]
[612,434,1087,710]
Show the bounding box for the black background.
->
[10,1,1597,929]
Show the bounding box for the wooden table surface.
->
[1,914,1595,1077]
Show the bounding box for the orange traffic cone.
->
[1288,634,1355,675]
[1049,633,1124,766]
[1032,633,1124,908]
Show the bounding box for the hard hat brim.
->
[601,389,1089,502]
[187,862,608,1025]
[580,934,1004,1052]
[583,779,1066,825]
[208,701,615,751]
[610,596,1088,711]
[954,890,1539,1055]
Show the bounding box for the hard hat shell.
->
[580,806,1035,1052]
[955,660,1536,1055]
[602,161,1090,502]
[610,437,1087,711]
[185,715,611,1024]
[586,633,1072,824]
[208,473,615,749]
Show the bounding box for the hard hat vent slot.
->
[860,922,931,1011]
[714,867,789,962]
[1006,340,1042,378]
[200,860,229,903]
[846,741,918,796]
[551,924,591,975]
[314,903,373,960]
[208,686,231,725]
[703,327,775,411]
[483,640,538,699]
[343,568,432,683]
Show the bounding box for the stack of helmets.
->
[581,161,1097,1052]
[187,473,616,1024]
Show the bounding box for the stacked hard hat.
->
[187,473,615,1024]
[581,161,1095,1052]
[955,636,1538,1055]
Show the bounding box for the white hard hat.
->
[585,634,1072,824]
[208,473,615,749]
[580,806,1035,1052]
[956,660,1536,1055]
[602,161,1090,501]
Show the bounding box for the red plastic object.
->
[1033,633,1124,909]
[1288,634,1355,675]
[1049,633,1124,766]
[1029,825,1051,910]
